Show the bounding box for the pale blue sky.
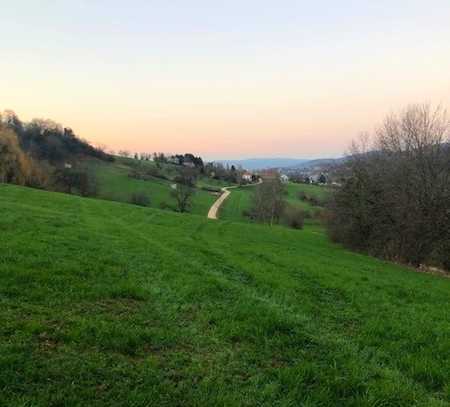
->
[2,0,449,158]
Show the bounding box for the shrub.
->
[281,205,305,229]
[128,169,142,180]
[159,201,170,210]
[297,190,327,207]
[311,208,325,221]
[201,186,221,193]
[130,192,150,207]
[297,191,307,201]
[146,167,161,178]
[242,209,252,218]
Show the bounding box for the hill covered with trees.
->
[0,110,112,193]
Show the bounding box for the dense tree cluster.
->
[170,153,204,168]
[328,105,450,270]
[0,110,112,193]
[7,113,112,164]
[203,162,246,184]
[0,126,46,187]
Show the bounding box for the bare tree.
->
[249,178,286,225]
[328,104,450,269]
[169,167,195,213]
[171,183,194,213]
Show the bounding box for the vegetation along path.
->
[207,180,261,220]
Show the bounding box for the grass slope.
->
[1,184,450,406]
[83,158,217,216]
[285,182,330,201]
[219,186,255,222]
[220,182,330,223]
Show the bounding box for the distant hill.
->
[214,158,310,170]
[288,157,347,170]
[214,157,346,171]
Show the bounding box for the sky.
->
[1,0,450,159]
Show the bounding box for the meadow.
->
[82,158,218,216]
[220,182,330,223]
[1,184,449,406]
[285,182,330,203]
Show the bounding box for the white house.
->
[242,172,253,182]
[280,174,289,183]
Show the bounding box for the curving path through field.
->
[207,180,261,220]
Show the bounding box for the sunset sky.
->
[2,0,449,159]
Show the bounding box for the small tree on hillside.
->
[171,183,194,213]
[171,167,196,212]
[249,178,287,225]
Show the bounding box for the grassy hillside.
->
[1,184,449,406]
[285,182,330,203]
[218,186,255,222]
[82,158,218,216]
[285,182,329,212]
[220,182,330,223]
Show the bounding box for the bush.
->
[281,205,305,229]
[297,190,326,207]
[128,169,142,180]
[201,186,221,193]
[297,191,307,201]
[159,201,170,210]
[311,208,325,221]
[242,209,252,218]
[130,192,150,207]
[146,167,161,177]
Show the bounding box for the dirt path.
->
[207,181,261,220]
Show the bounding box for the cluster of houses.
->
[241,169,289,184]
[241,169,332,185]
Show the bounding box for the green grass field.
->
[285,182,330,201]
[1,184,449,406]
[220,182,330,223]
[218,186,256,222]
[285,182,329,213]
[82,158,217,216]
[196,176,233,191]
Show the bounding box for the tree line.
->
[328,104,450,271]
